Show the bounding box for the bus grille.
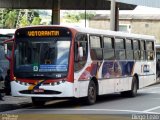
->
[19,90,61,95]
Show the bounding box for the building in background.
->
[89,13,160,43]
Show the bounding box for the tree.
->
[0,9,41,28]
[19,15,30,27]
[31,17,41,25]
[4,10,17,28]
[79,12,96,20]
[63,11,96,23]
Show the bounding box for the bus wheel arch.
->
[121,74,139,97]
[91,77,99,96]
[85,77,98,105]
[133,73,139,90]
[128,74,138,97]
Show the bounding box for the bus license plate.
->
[33,89,44,93]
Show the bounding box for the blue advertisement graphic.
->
[102,61,134,78]
[39,64,67,72]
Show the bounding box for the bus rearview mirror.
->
[4,44,8,55]
[78,47,83,58]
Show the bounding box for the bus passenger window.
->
[90,35,103,60]
[115,38,125,60]
[126,39,133,60]
[133,40,140,60]
[115,50,125,60]
[147,51,154,60]
[140,41,146,60]
[146,41,154,60]
[103,37,115,60]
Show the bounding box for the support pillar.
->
[110,0,119,31]
[51,0,60,25]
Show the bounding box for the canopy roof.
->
[0,0,136,10]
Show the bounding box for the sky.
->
[132,5,160,14]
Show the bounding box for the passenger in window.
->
[149,52,154,60]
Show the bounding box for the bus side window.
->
[126,39,134,60]
[133,40,140,60]
[146,41,154,60]
[90,35,103,60]
[74,34,88,72]
[115,38,126,60]
[103,37,115,60]
[140,40,146,60]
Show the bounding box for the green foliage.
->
[0,9,41,28]
[79,12,96,20]
[63,11,96,23]
[64,12,80,23]
[31,17,41,25]
[4,10,17,28]
[19,16,30,27]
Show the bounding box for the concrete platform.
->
[0,96,32,112]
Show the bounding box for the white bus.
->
[6,26,156,106]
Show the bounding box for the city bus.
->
[4,26,156,106]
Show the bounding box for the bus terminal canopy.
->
[0,0,136,10]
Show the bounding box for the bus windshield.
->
[14,38,71,79]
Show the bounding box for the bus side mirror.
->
[78,47,83,58]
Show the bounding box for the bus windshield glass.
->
[14,38,71,78]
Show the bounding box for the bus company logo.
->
[33,66,38,72]
[28,80,44,90]
[142,65,150,73]
[1,114,18,120]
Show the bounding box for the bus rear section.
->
[10,27,76,105]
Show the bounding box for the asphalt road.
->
[1,83,160,120]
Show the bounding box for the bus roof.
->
[155,44,160,48]
[73,27,155,41]
[0,29,16,35]
[16,25,156,41]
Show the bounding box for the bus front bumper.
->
[11,81,74,98]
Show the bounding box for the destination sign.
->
[27,30,60,37]
[15,27,72,38]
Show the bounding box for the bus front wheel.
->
[86,80,97,105]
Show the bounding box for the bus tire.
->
[121,76,138,97]
[86,80,97,105]
[32,97,46,106]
